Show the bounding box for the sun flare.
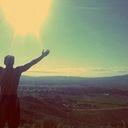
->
[0,0,52,37]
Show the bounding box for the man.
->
[0,49,50,128]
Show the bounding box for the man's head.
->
[4,55,15,67]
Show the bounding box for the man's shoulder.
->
[14,66,23,73]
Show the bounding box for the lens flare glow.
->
[0,0,52,37]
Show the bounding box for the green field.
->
[18,85,128,128]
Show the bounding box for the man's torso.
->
[0,67,22,96]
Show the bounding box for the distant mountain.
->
[20,74,128,88]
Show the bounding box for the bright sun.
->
[0,0,52,37]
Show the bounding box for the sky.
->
[0,0,128,77]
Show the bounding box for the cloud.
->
[23,66,128,77]
[90,67,128,76]
[24,67,89,77]
[79,7,102,10]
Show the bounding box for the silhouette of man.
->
[0,49,50,128]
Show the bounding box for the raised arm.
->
[17,49,50,72]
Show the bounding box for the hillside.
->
[20,74,128,88]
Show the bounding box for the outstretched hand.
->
[42,49,50,57]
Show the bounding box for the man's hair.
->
[4,55,15,66]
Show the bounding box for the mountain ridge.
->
[20,74,128,88]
